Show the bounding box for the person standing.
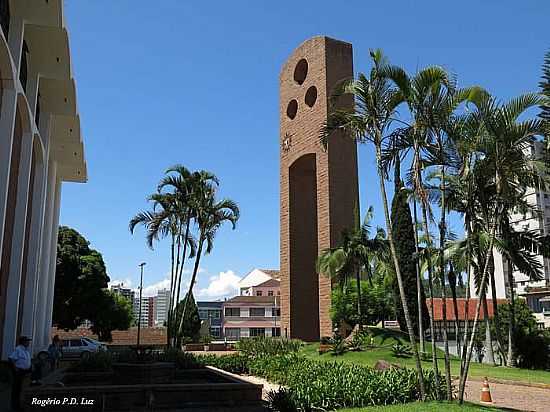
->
[8,336,32,411]
[47,335,62,370]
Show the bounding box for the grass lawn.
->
[338,401,507,411]
[301,327,550,385]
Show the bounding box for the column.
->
[33,159,56,351]
[42,177,61,348]
[0,87,18,258]
[20,158,47,340]
[1,132,33,359]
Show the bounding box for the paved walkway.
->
[465,380,550,412]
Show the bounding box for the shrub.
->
[161,348,202,369]
[199,354,250,374]
[249,354,444,410]
[391,343,413,358]
[70,351,113,372]
[515,330,550,370]
[267,388,298,412]
[237,337,303,357]
[329,335,348,356]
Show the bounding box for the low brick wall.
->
[51,327,167,346]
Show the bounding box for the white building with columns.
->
[0,1,86,358]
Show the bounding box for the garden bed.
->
[24,366,263,411]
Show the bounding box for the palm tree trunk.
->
[178,236,205,346]
[375,143,426,400]
[356,269,363,329]
[170,226,183,346]
[438,162,452,400]
[506,258,516,367]
[458,212,500,403]
[166,235,176,348]
[489,249,507,364]
[412,198,425,354]
[449,265,461,362]
[459,219,472,376]
[175,218,191,316]
[419,182,440,393]
[482,294,495,365]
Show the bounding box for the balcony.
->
[224,316,281,322]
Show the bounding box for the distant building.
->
[133,296,154,328]
[426,298,507,341]
[521,286,550,329]
[223,296,281,340]
[239,269,280,296]
[154,288,170,326]
[223,268,281,340]
[110,283,135,304]
[197,301,223,338]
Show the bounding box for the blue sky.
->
[59,1,550,299]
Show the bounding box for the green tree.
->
[54,227,131,341]
[90,290,134,341]
[390,187,430,336]
[172,292,201,343]
[53,226,110,330]
[322,50,426,398]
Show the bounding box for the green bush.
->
[267,388,298,412]
[199,354,250,374]
[515,330,550,370]
[391,343,413,358]
[70,351,113,372]
[237,337,303,357]
[248,354,444,410]
[161,348,202,369]
[329,335,348,356]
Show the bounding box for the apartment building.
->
[0,1,87,358]
[110,283,135,305]
[223,268,281,340]
[133,296,154,328]
[197,301,223,338]
[154,288,170,326]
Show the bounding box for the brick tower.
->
[279,37,359,341]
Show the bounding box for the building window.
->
[268,290,274,296]
[249,328,265,337]
[199,310,208,319]
[225,328,240,339]
[225,307,240,317]
[20,40,29,92]
[272,327,281,337]
[210,327,221,337]
[256,291,263,296]
[249,308,265,317]
[277,291,281,296]
[273,308,281,317]
[209,309,221,319]
[0,0,9,40]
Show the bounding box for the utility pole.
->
[137,262,146,346]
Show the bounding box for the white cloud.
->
[196,270,241,300]
[140,277,172,297]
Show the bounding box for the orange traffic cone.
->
[480,377,493,404]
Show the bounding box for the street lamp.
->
[137,262,146,347]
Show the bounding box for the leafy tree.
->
[54,226,131,341]
[90,290,134,341]
[53,226,110,330]
[390,187,430,335]
[331,279,395,328]
[172,292,201,343]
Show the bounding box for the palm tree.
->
[177,183,239,344]
[321,49,426,399]
[458,92,546,402]
[129,191,195,347]
[157,166,219,345]
[317,206,388,328]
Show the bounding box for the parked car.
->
[61,337,107,359]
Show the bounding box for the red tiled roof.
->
[51,327,167,345]
[225,296,277,305]
[426,298,508,321]
[256,278,280,288]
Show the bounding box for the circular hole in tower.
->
[286,99,298,119]
[293,59,308,85]
[305,86,317,108]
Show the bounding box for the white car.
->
[61,337,107,359]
